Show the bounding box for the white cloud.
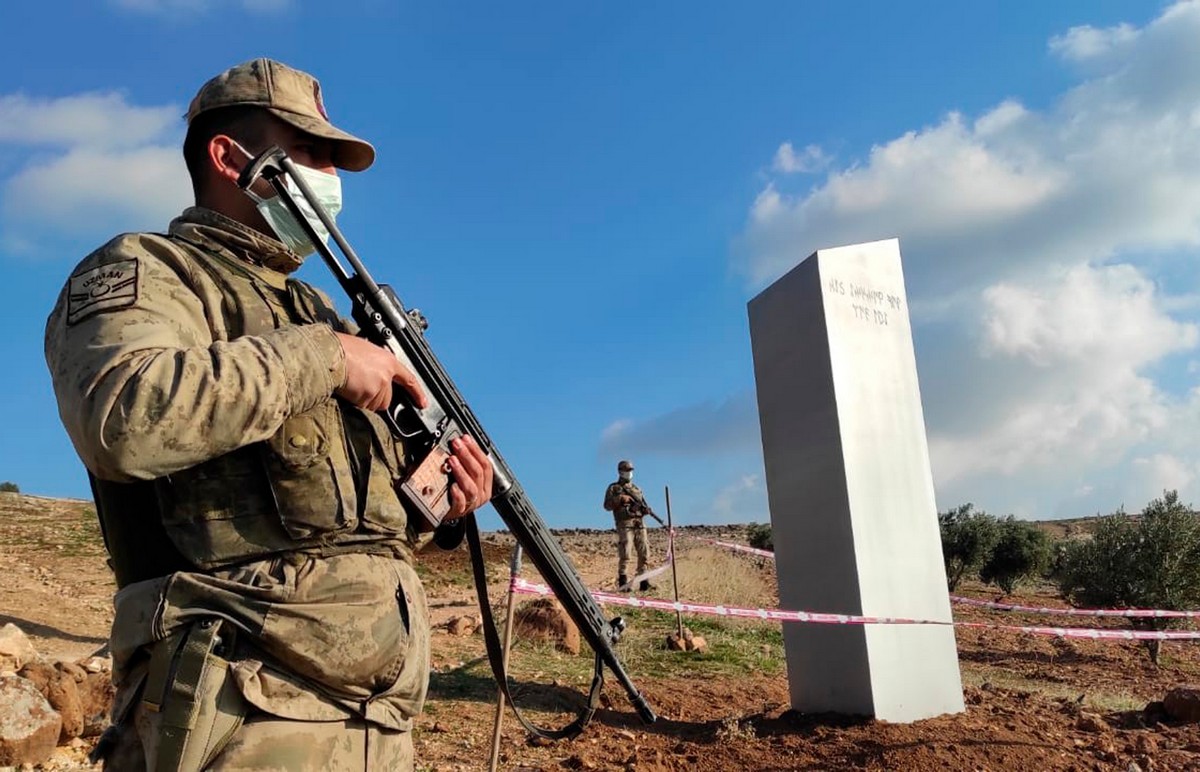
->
[598,391,760,459]
[709,473,767,523]
[740,3,1200,295]
[926,261,1198,516]
[0,91,189,255]
[0,93,178,149]
[772,142,830,174]
[737,1,1200,520]
[1048,23,1139,64]
[980,263,1196,367]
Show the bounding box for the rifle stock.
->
[237,147,657,733]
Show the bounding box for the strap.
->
[142,620,223,772]
[465,514,603,740]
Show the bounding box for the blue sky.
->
[1,1,1193,529]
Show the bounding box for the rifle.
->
[617,487,664,525]
[238,147,657,738]
[626,497,664,526]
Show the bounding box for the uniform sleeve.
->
[44,234,347,482]
[603,483,617,511]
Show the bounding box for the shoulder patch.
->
[67,259,139,325]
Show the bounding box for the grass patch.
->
[960,668,1146,712]
[488,606,785,690]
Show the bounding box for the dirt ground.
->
[4,491,1200,771]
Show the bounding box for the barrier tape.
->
[692,536,1200,620]
[949,595,1200,619]
[509,578,1200,641]
[694,537,775,559]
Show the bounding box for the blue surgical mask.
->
[236,142,342,257]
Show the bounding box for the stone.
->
[1164,687,1200,723]
[748,239,964,723]
[445,616,477,637]
[81,656,111,674]
[1076,712,1109,733]
[513,599,580,656]
[665,633,688,651]
[18,662,82,742]
[687,636,708,654]
[0,676,62,766]
[78,671,114,738]
[0,625,37,672]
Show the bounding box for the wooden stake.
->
[488,544,523,772]
[665,486,683,639]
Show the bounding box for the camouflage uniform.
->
[603,480,650,584]
[44,60,428,771]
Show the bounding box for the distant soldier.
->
[603,459,659,591]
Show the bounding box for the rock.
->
[55,661,87,684]
[687,635,708,653]
[1135,734,1158,755]
[0,625,37,672]
[18,662,82,742]
[513,599,580,656]
[0,676,62,766]
[446,616,477,637]
[78,670,114,738]
[1164,687,1200,723]
[81,657,111,674]
[665,633,687,651]
[1076,712,1109,733]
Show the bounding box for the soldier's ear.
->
[209,135,246,188]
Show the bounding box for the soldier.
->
[43,58,493,771]
[602,459,656,592]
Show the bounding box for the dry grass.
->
[960,668,1145,713]
[669,545,777,609]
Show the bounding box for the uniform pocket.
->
[264,399,358,539]
[353,407,410,536]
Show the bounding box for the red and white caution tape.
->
[950,595,1200,619]
[512,578,946,626]
[510,578,1200,641]
[690,537,1200,621]
[693,537,776,559]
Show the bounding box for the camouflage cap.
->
[617,459,634,471]
[187,58,375,172]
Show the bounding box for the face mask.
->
[235,142,342,257]
[619,471,632,482]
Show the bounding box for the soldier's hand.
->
[446,435,494,520]
[335,333,429,413]
[617,494,634,508]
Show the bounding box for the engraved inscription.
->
[827,275,902,327]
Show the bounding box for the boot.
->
[639,579,655,592]
[618,574,630,592]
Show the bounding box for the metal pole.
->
[488,544,523,772]
[665,486,683,638]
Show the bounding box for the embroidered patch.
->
[67,259,139,325]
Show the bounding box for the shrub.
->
[1057,490,1200,664]
[0,481,18,493]
[746,522,773,552]
[978,516,1051,595]
[938,503,999,591]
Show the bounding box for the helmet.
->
[617,460,634,472]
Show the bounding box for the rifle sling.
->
[465,513,603,741]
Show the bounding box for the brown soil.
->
[3,491,1200,771]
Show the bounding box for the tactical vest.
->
[608,481,644,521]
[93,237,411,585]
